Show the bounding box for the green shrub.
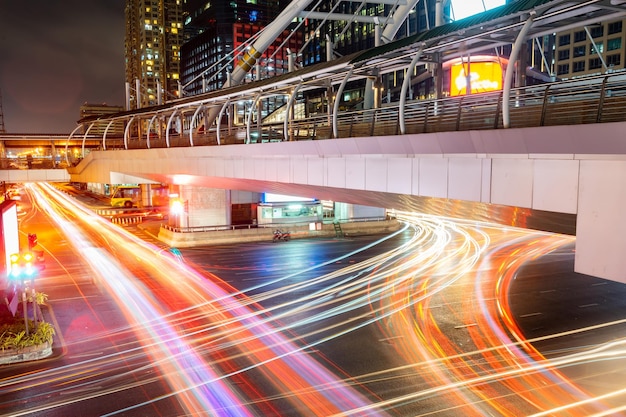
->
[0,318,55,351]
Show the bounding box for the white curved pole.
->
[166,110,179,148]
[102,119,116,150]
[123,116,136,150]
[399,48,424,134]
[65,124,83,166]
[82,123,96,158]
[147,113,159,149]
[246,94,262,144]
[284,83,302,141]
[503,12,535,128]
[332,67,353,138]
[217,100,230,146]
[189,104,206,147]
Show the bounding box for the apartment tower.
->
[125,0,184,109]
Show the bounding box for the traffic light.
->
[28,233,37,250]
[8,252,37,280]
[21,253,36,278]
[9,253,20,279]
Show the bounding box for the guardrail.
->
[0,158,68,170]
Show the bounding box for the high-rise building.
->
[554,19,626,79]
[125,0,184,109]
[180,0,298,96]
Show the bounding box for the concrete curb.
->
[156,219,402,248]
[0,341,53,365]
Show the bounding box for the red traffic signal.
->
[28,233,38,250]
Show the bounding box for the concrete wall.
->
[0,169,70,183]
[158,220,401,248]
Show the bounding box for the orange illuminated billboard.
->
[449,58,505,96]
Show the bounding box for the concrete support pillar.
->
[575,160,626,284]
[334,203,385,221]
[141,184,151,208]
[174,185,230,229]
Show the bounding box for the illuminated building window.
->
[589,42,603,54]
[608,37,622,51]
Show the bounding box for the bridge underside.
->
[67,121,626,284]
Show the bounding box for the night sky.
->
[0,1,126,134]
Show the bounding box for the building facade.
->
[555,19,626,79]
[79,103,125,135]
[125,0,184,109]
[301,0,451,67]
[181,0,298,96]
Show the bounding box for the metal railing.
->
[160,216,390,234]
[57,72,626,152]
[0,158,69,170]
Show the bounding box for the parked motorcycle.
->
[272,229,291,242]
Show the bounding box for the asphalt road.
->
[1,183,626,416]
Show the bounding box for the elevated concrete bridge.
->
[66,119,626,284]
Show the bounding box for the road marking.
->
[379,336,404,343]
[236,270,263,275]
[540,289,556,293]
[454,323,477,329]
[520,312,542,318]
[50,295,100,302]
[69,352,104,359]
[579,303,599,308]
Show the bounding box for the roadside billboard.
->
[1,200,19,291]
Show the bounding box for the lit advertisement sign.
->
[1,201,19,290]
[450,60,503,96]
[262,193,316,203]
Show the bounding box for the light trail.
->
[5,183,389,416]
[3,184,624,416]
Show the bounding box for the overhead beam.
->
[300,11,392,24]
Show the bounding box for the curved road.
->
[0,183,624,416]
